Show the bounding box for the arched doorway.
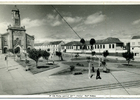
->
[3,47,7,53]
[15,47,20,54]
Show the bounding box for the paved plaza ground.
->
[0,53,140,96]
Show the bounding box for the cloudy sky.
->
[0,5,140,42]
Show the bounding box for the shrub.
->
[122,51,134,65]
[70,65,75,72]
[103,50,109,57]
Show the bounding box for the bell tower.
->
[12,5,20,27]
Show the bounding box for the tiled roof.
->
[42,41,49,46]
[95,37,123,44]
[43,41,64,46]
[63,41,82,46]
[35,41,64,46]
[48,41,63,45]
[132,35,140,39]
[34,43,44,46]
[63,37,123,46]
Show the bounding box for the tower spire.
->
[12,5,20,27]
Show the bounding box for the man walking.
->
[96,68,101,79]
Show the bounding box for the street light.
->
[87,56,91,79]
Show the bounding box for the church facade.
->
[0,6,34,54]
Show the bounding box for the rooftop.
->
[35,41,64,46]
[34,43,44,46]
[132,35,140,39]
[63,37,123,46]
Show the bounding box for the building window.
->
[103,44,105,48]
[109,44,111,48]
[100,45,102,49]
[132,42,135,45]
[138,42,140,45]
[112,44,114,48]
[98,45,99,49]
[95,45,96,49]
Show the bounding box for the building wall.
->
[62,43,125,54]
[0,35,2,53]
[26,34,34,49]
[130,39,140,56]
[13,30,26,49]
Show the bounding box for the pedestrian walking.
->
[96,68,101,79]
[5,55,8,71]
[91,64,95,72]
[90,74,93,78]
[101,55,107,73]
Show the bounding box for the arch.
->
[27,47,31,50]
[15,47,20,54]
[3,47,7,53]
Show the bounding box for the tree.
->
[122,51,134,65]
[28,49,42,67]
[80,38,86,50]
[56,51,63,61]
[47,48,50,52]
[103,50,109,57]
[91,51,96,56]
[75,53,79,59]
[80,38,85,44]
[14,47,20,54]
[90,38,96,50]
[70,65,75,72]
[42,50,50,63]
[102,50,109,73]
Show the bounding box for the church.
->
[0,6,34,54]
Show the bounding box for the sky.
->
[0,5,140,43]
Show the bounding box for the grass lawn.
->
[71,56,140,64]
[16,59,59,74]
[51,68,89,76]
[62,60,99,68]
[117,63,140,68]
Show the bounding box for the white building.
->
[130,35,140,56]
[34,41,65,53]
[62,37,126,54]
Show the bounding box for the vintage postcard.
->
[0,0,140,99]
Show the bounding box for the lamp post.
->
[25,52,29,71]
[87,56,91,79]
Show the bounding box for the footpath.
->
[0,54,140,95]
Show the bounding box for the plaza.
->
[0,53,140,96]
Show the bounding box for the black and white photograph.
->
[0,1,140,98]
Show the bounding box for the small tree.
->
[70,65,75,72]
[80,38,85,44]
[28,49,42,67]
[103,50,109,57]
[56,51,63,61]
[47,48,50,52]
[75,53,79,59]
[90,38,96,50]
[91,51,96,56]
[80,38,86,50]
[42,50,50,63]
[122,51,134,65]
